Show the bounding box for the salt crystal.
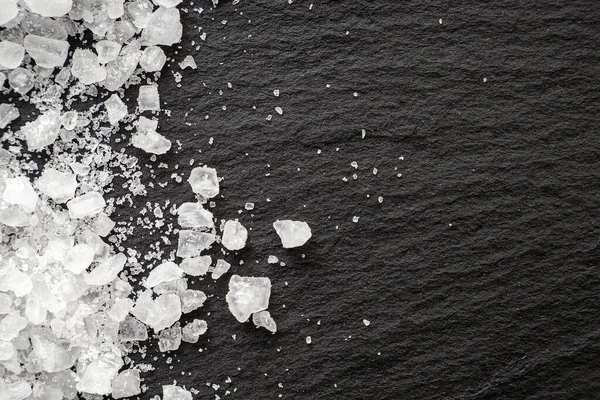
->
[267,255,279,264]
[132,117,171,154]
[146,261,184,288]
[222,220,248,251]
[60,111,78,130]
[23,35,69,68]
[273,220,312,248]
[153,278,187,295]
[71,49,107,85]
[0,315,28,341]
[177,230,216,258]
[0,267,33,297]
[76,354,123,395]
[158,323,181,352]
[104,94,128,125]
[226,275,271,323]
[94,213,116,236]
[111,369,141,399]
[8,68,34,94]
[24,0,72,17]
[3,176,38,213]
[163,385,193,400]
[62,244,95,273]
[107,298,134,321]
[141,7,183,46]
[244,202,254,210]
[102,47,141,90]
[180,255,211,276]
[188,166,219,198]
[95,40,121,64]
[0,381,32,400]
[21,110,61,151]
[0,41,24,69]
[0,0,18,26]
[139,46,167,72]
[273,89,280,96]
[118,316,148,341]
[306,336,312,344]
[180,289,207,313]
[363,319,371,326]
[275,106,283,115]
[252,310,277,333]
[177,202,214,228]
[106,0,125,18]
[181,319,207,343]
[138,85,160,111]
[211,259,230,280]
[131,292,181,332]
[179,55,197,69]
[36,167,77,203]
[67,191,105,218]
[85,253,126,286]
[0,104,19,128]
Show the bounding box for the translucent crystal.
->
[94,213,116,236]
[67,191,105,218]
[176,230,216,258]
[163,385,193,400]
[0,41,24,69]
[188,166,219,198]
[158,323,181,352]
[60,111,78,130]
[226,275,271,323]
[84,253,126,286]
[102,47,141,91]
[222,220,247,251]
[36,168,77,203]
[131,292,181,332]
[252,310,277,333]
[95,40,121,64]
[126,0,154,28]
[62,244,95,273]
[0,381,32,400]
[8,68,34,94]
[141,7,183,46]
[0,315,28,341]
[179,55,197,69]
[211,259,230,280]
[137,85,160,111]
[139,45,166,72]
[180,255,211,276]
[21,13,68,40]
[267,255,279,264]
[181,319,207,343]
[153,278,187,295]
[0,104,19,128]
[111,369,141,399]
[145,261,183,288]
[23,35,69,68]
[0,0,18,26]
[132,116,171,154]
[273,220,312,248]
[24,0,72,17]
[107,298,133,321]
[75,353,123,395]
[3,176,38,213]
[118,316,148,341]
[180,289,206,313]
[177,202,214,228]
[27,327,76,372]
[0,267,33,296]
[104,94,128,125]
[21,109,61,151]
[71,49,107,85]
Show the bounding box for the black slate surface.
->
[5,0,600,399]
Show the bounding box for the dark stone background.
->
[134,0,600,399]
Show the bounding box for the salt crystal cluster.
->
[226,275,272,323]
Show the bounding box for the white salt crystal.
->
[188,166,219,198]
[62,244,95,274]
[0,340,14,360]
[132,117,171,154]
[154,278,187,295]
[306,336,312,344]
[0,0,18,26]
[252,310,277,333]
[21,109,61,151]
[177,202,214,228]
[0,315,28,341]
[71,49,107,85]
[179,55,197,69]
[163,385,192,400]
[84,253,127,286]
[111,369,141,399]
[60,111,78,130]
[141,7,183,46]
[177,230,216,258]
[363,319,371,326]
[67,191,105,218]
[267,255,279,264]
[3,176,38,213]
[180,289,207,313]
[132,292,181,332]
[94,213,116,236]
[118,316,148,341]
[273,89,280,96]
[0,104,19,128]
[107,298,134,321]
[103,46,141,91]
[106,0,124,18]
[95,40,121,64]
[146,261,183,288]
[222,220,248,251]
[24,0,72,17]
[0,293,12,313]
[273,220,312,248]
[275,106,283,115]
[23,35,69,68]
[76,354,123,395]
[244,202,254,210]
[104,94,128,125]
[36,167,77,203]
[0,41,24,69]
[0,381,32,400]
[8,68,34,94]
[158,323,181,352]
[226,275,271,323]
[138,85,160,111]
[0,267,32,297]
[181,319,207,343]
[139,46,166,72]
[180,255,211,276]
[211,259,230,280]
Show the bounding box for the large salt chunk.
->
[180,289,206,313]
[107,298,133,321]
[104,94,128,125]
[252,310,277,333]
[23,35,69,68]
[21,110,61,151]
[0,267,33,296]
[146,261,183,288]
[0,0,18,26]
[76,353,123,395]
[222,220,248,251]
[273,220,312,248]
[139,45,166,72]
[153,278,187,295]
[95,40,121,64]
[188,166,219,198]
[71,49,107,85]
[36,168,77,203]
[163,385,193,400]
[177,202,214,228]
[180,255,211,276]
[24,0,72,17]
[67,191,105,218]
[158,323,181,352]
[3,176,38,213]
[0,41,24,69]
[102,47,141,91]
[84,253,126,286]
[0,315,28,341]
[141,7,183,46]
[177,230,216,258]
[8,68,34,94]
[131,292,181,332]
[0,104,20,128]
[0,381,32,400]
[181,319,207,343]
[138,85,160,111]
[132,117,171,154]
[106,0,124,18]
[126,0,154,28]
[111,369,141,399]
[211,259,231,280]
[226,275,271,323]
[27,327,75,372]
[94,213,116,236]
[118,316,148,341]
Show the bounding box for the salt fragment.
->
[0,41,24,69]
[146,261,184,288]
[188,166,219,198]
[211,259,230,280]
[179,55,197,69]
[180,255,211,276]
[67,191,105,218]
[36,168,77,203]
[226,275,271,323]
[177,202,214,228]
[273,220,312,248]
[23,35,69,68]
[181,319,207,343]
[177,230,216,258]
[222,220,248,251]
[138,85,160,111]
[252,310,277,333]
[111,369,141,399]
[163,385,193,400]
